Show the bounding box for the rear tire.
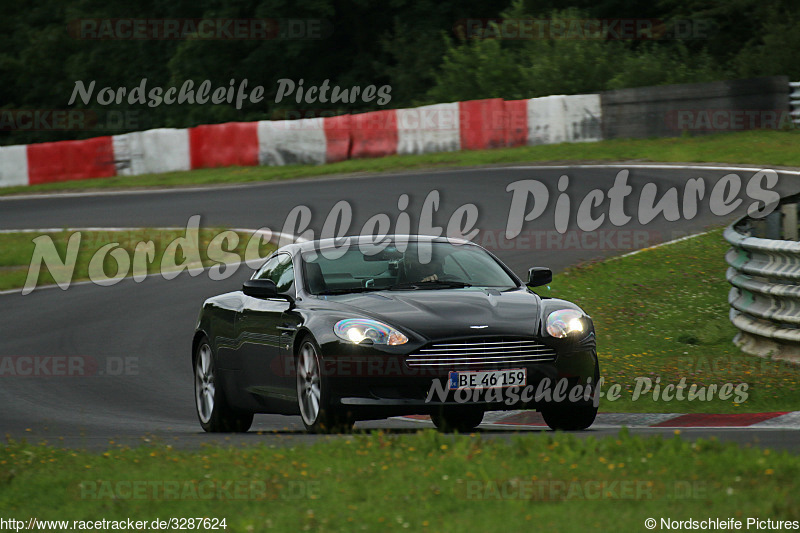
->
[194,339,253,433]
[431,406,484,433]
[296,337,353,433]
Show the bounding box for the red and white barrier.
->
[257,117,328,166]
[322,114,351,163]
[190,122,259,169]
[527,94,602,145]
[397,103,460,155]
[504,100,529,148]
[0,145,28,187]
[459,98,506,151]
[113,128,191,176]
[527,95,567,145]
[0,93,604,187]
[27,136,115,185]
[349,110,398,159]
[257,115,353,166]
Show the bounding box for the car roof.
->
[276,234,476,256]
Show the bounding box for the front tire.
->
[431,406,484,433]
[540,360,600,431]
[539,402,598,431]
[296,337,352,433]
[194,339,253,433]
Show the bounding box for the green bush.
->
[426,3,728,102]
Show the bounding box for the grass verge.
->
[0,430,798,532]
[2,129,800,196]
[0,229,275,291]
[542,228,800,413]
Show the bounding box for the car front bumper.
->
[318,336,598,419]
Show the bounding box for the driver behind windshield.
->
[402,246,447,283]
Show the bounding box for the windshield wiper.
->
[389,280,472,290]
[316,287,385,295]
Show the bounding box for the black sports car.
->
[193,235,599,433]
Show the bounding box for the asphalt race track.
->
[2,164,799,450]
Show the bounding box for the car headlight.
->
[546,309,586,338]
[334,319,408,345]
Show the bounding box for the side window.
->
[273,255,295,293]
[255,256,281,281]
[256,254,295,293]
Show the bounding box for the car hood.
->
[325,287,542,340]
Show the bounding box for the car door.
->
[238,253,297,404]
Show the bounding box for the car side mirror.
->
[243,279,279,298]
[242,279,294,306]
[242,279,296,306]
[527,267,552,287]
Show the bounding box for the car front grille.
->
[406,337,557,369]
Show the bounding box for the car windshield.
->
[302,240,518,295]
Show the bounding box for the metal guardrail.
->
[725,200,800,361]
[791,81,800,126]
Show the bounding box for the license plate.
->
[448,368,527,390]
